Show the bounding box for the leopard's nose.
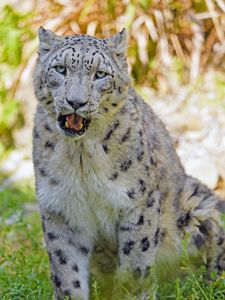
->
[66,97,88,110]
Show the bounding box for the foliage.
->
[0,5,35,159]
[27,0,225,85]
[0,184,225,299]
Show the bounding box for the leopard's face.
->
[34,28,130,138]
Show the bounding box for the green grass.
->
[0,184,225,300]
[0,185,52,300]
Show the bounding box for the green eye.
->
[95,71,107,79]
[55,65,67,75]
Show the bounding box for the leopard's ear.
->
[106,28,128,56]
[38,27,62,56]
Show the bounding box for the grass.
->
[0,183,225,300]
[0,184,52,300]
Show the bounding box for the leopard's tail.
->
[177,176,225,275]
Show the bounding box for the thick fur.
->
[33,27,225,300]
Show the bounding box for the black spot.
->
[137,150,144,162]
[114,120,120,129]
[63,290,71,296]
[150,156,157,166]
[46,101,52,105]
[160,229,166,242]
[45,141,55,150]
[34,128,40,139]
[145,165,150,177]
[48,252,52,263]
[112,103,117,107]
[55,249,67,265]
[73,280,80,288]
[72,264,79,272]
[154,228,160,245]
[216,252,225,272]
[120,159,132,172]
[68,238,74,246]
[103,120,120,141]
[123,240,135,255]
[42,219,46,232]
[177,212,191,229]
[104,129,113,141]
[137,215,144,225]
[119,225,132,231]
[39,168,47,176]
[33,160,39,167]
[146,192,155,207]
[44,123,53,132]
[216,253,223,271]
[103,107,108,112]
[138,130,143,137]
[141,237,150,252]
[120,128,131,143]
[102,144,109,153]
[49,177,59,185]
[79,246,89,255]
[193,233,205,249]
[54,275,61,288]
[47,232,58,240]
[110,171,118,180]
[120,106,127,114]
[40,96,47,101]
[127,188,135,199]
[139,179,146,195]
[199,220,212,235]
[217,235,224,246]
[188,185,199,199]
[134,267,142,279]
[147,219,151,226]
[144,266,151,277]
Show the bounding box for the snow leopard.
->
[33,27,225,300]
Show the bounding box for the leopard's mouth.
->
[58,112,91,137]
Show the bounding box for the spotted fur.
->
[33,27,225,300]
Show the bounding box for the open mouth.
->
[58,112,91,137]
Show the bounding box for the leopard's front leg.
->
[117,191,161,299]
[41,212,92,300]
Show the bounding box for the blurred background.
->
[1,0,225,196]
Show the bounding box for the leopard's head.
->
[33,27,130,138]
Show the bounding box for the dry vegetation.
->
[9,0,225,85]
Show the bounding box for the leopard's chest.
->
[37,138,131,239]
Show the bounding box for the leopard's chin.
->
[57,113,91,137]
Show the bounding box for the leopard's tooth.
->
[77,122,83,130]
[65,121,69,128]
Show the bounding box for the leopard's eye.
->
[54,65,67,75]
[95,71,107,79]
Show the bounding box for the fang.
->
[77,122,83,130]
[65,121,69,128]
